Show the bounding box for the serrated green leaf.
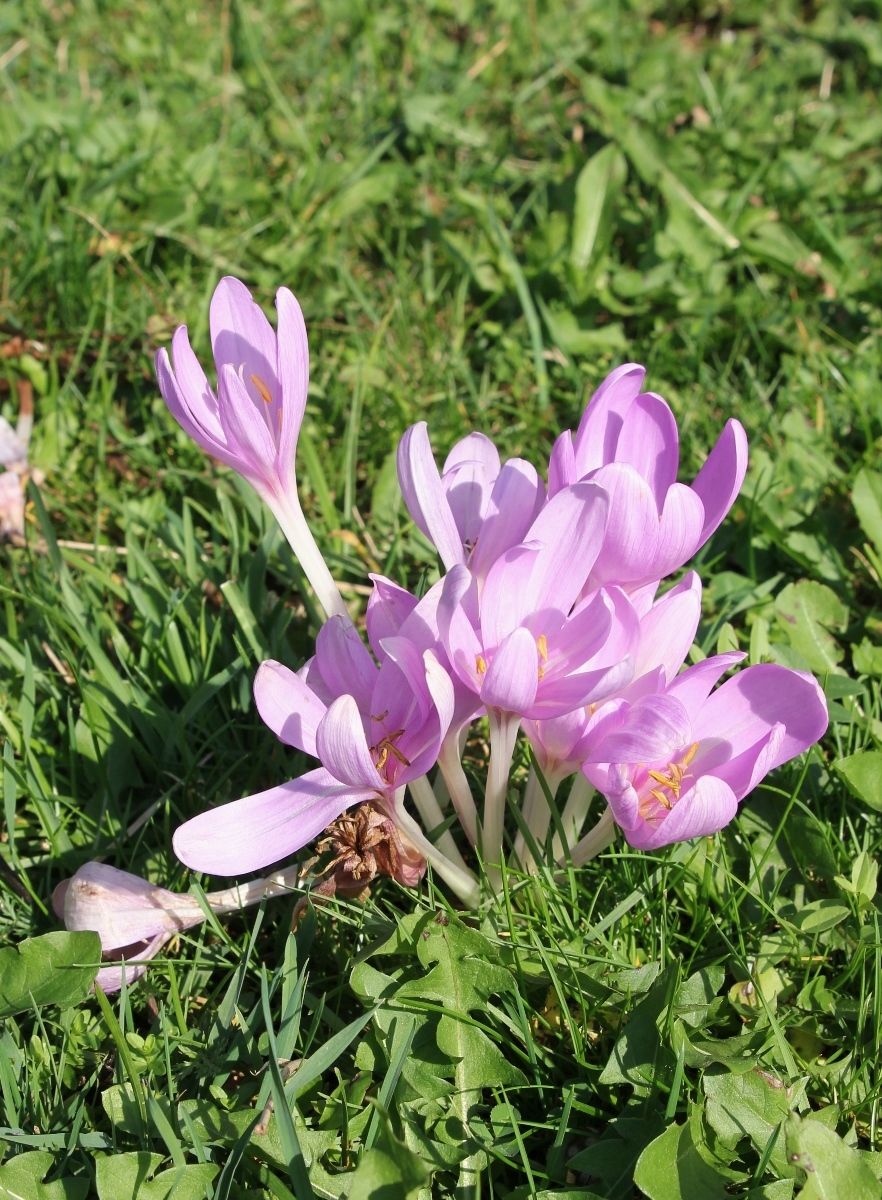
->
[0,931,100,1018]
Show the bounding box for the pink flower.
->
[548,363,748,589]
[582,655,828,849]
[54,862,206,992]
[156,276,347,621]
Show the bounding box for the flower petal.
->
[613,391,680,508]
[253,659,327,755]
[629,775,739,850]
[61,863,203,950]
[274,286,309,474]
[315,616,378,711]
[633,571,702,685]
[469,458,545,581]
[653,482,705,578]
[589,463,659,585]
[210,276,279,402]
[694,664,828,766]
[588,694,693,764]
[366,574,419,657]
[216,364,278,482]
[691,418,749,545]
[173,768,363,875]
[397,422,465,570]
[317,696,379,789]
[573,362,646,475]
[481,626,539,714]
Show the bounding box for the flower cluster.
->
[58,277,828,986]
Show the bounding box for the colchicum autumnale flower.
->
[156,276,348,622]
[61,273,831,991]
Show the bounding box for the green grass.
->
[2,0,882,1196]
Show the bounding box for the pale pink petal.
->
[665,652,746,716]
[573,362,646,475]
[366,575,419,656]
[469,459,545,581]
[481,626,539,714]
[633,572,702,684]
[691,418,749,544]
[397,422,465,570]
[173,768,363,875]
[314,616,378,711]
[253,660,326,755]
[274,286,309,472]
[589,464,659,584]
[547,429,576,497]
[628,775,738,850]
[613,392,680,508]
[480,544,543,648]
[216,364,277,482]
[94,933,168,993]
[442,431,500,477]
[524,481,609,616]
[588,694,692,764]
[210,276,280,403]
[170,326,224,441]
[317,696,379,789]
[61,862,204,951]
[694,664,828,766]
[653,482,705,578]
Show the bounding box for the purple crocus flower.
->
[582,654,829,849]
[548,363,748,589]
[397,423,545,582]
[172,623,480,904]
[156,276,348,622]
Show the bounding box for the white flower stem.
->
[437,734,478,847]
[392,794,481,908]
[483,712,520,889]
[408,775,471,874]
[561,805,616,868]
[205,866,302,914]
[266,489,351,624]
[551,773,596,862]
[512,765,561,872]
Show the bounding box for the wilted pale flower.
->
[155,276,348,622]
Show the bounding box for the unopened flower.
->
[548,363,748,589]
[397,423,544,582]
[156,276,347,621]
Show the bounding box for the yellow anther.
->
[680,741,699,767]
[476,655,487,676]
[536,634,548,663]
[250,374,273,404]
[650,787,673,810]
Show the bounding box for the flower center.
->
[643,742,699,812]
[369,727,410,782]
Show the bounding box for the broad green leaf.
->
[773,581,848,674]
[852,468,882,555]
[0,1150,89,1200]
[835,752,882,812]
[853,639,882,677]
[94,1153,217,1200]
[570,142,627,272]
[0,931,100,1018]
[633,1121,733,1199]
[789,901,851,934]
[784,1115,881,1198]
[704,1067,793,1175]
[600,968,676,1090]
[345,1123,429,1200]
